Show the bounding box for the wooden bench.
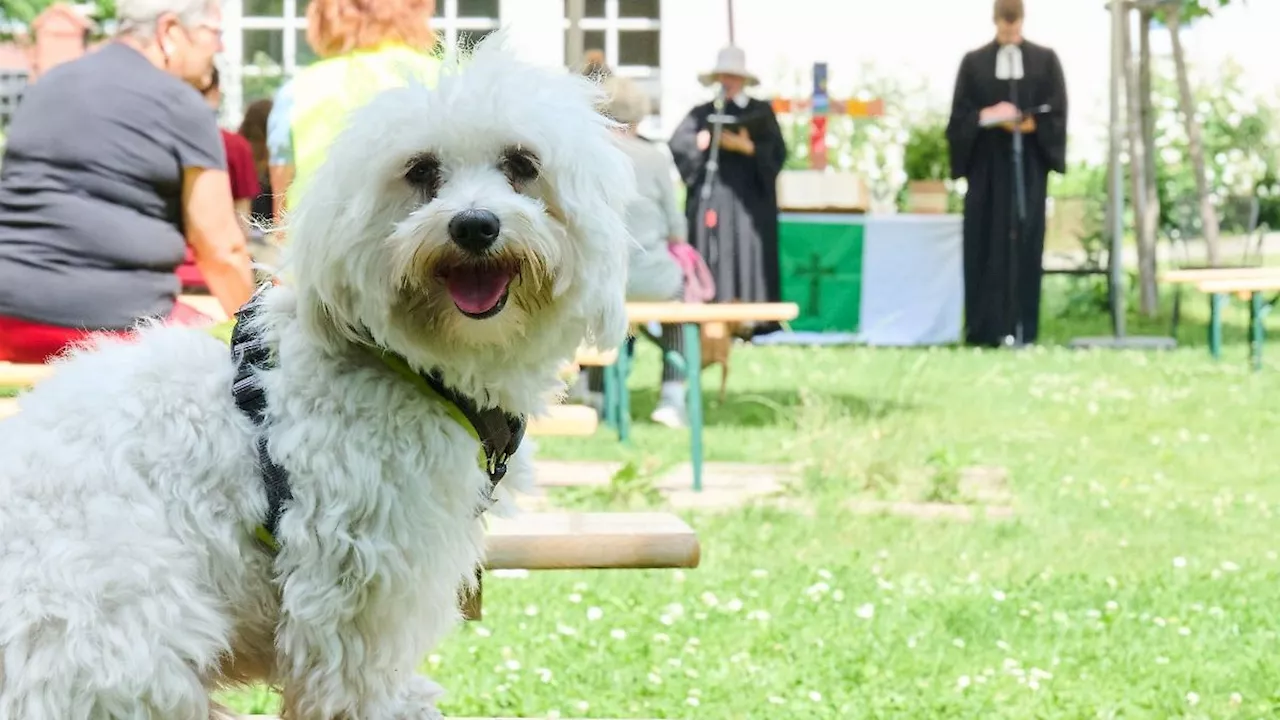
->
[527,403,597,436]
[1161,267,1280,284]
[466,510,699,619]
[178,293,230,321]
[0,371,598,436]
[245,514,696,719]
[1195,275,1279,369]
[1160,269,1280,369]
[2,375,601,438]
[599,302,800,491]
[0,362,51,387]
[245,712,655,717]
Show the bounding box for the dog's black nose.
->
[448,209,501,254]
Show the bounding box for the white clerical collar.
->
[732,93,749,109]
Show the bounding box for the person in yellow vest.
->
[266,0,441,227]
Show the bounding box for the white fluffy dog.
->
[0,38,633,719]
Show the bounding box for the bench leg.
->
[460,569,482,621]
[1170,284,1183,339]
[681,322,704,492]
[1208,293,1224,360]
[601,362,618,429]
[615,337,632,443]
[1251,291,1266,372]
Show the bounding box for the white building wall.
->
[498,0,565,68]
[222,0,1280,166]
[653,0,1280,166]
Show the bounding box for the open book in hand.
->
[980,113,1020,128]
[980,103,1052,127]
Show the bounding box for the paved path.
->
[527,460,793,511]
[525,461,1014,517]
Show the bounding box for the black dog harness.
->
[229,289,525,552]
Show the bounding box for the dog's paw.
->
[386,675,445,720]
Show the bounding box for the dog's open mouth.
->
[439,261,517,319]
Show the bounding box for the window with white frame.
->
[433,0,500,51]
[237,0,309,105]
[233,0,503,108]
[564,0,661,117]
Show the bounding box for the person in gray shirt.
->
[0,0,253,363]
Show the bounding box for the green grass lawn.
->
[62,277,1280,717]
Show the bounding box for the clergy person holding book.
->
[947,0,1068,347]
[669,46,786,321]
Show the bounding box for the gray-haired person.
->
[0,0,252,363]
[575,76,691,428]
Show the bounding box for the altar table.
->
[778,213,964,346]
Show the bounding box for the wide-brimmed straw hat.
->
[698,46,759,87]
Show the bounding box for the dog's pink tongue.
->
[446,267,512,315]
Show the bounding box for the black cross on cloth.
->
[795,252,837,316]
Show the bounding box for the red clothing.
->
[223,130,261,200]
[177,130,260,289]
[0,302,213,364]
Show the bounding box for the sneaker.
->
[650,381,687,428]
[650,401,687,429]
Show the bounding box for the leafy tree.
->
[0,0,55,25]
[0,0,113,27]
[1159,0,1248,266]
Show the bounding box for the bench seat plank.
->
[1196,277,1280,293]
[178,294,229,321]
[483,511,700,571]
[527,404,597,436]
[1162,267,1280,284]
[626,301,799,324]
[574,346,618,366]
[0,363,51,388]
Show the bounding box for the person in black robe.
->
[669,46,786,312]
[947,0,1068,347]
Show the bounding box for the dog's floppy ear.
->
[585,242,629,350]
[576,171,632,351]
[549,80,637,352]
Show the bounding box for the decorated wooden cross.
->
[770,62,885,170]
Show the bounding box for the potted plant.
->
[902,119,951,214]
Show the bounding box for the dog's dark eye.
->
[500,147,539,187]
[404,154,441,193]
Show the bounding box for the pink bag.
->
[668,243,716,303]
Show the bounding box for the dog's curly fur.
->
[0,37,633,719]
